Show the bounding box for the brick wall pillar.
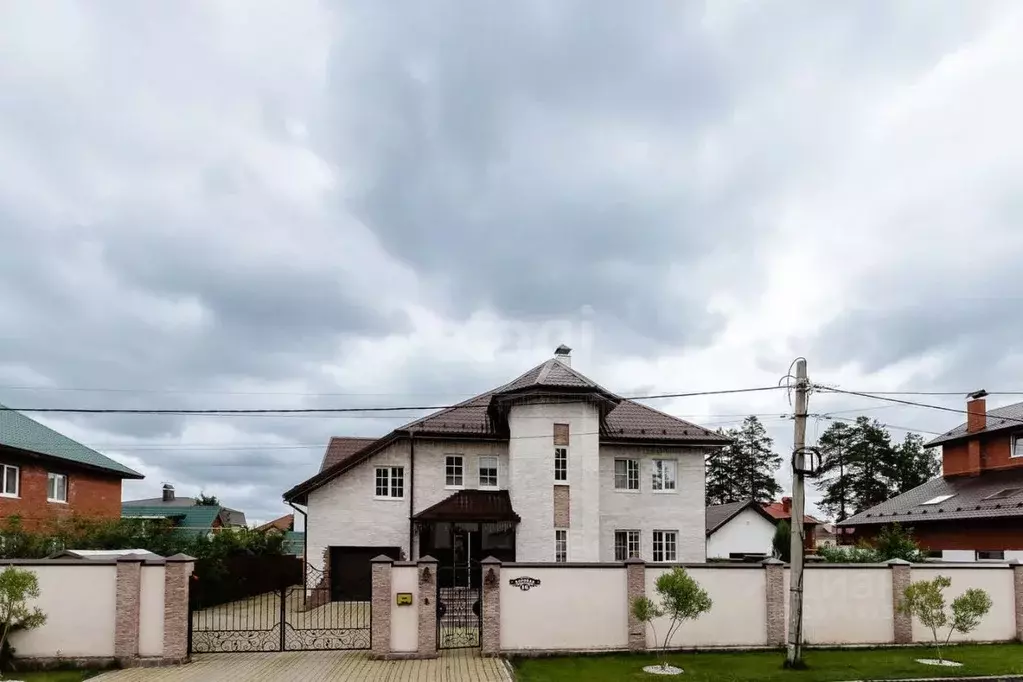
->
[114,557,144,665]
[417,555,439,658]
[889,559,912,644]
[163,554,195,663]
[625,558,646,651]
[370,555,393,658]
[763,558,786,647]
[1012,560,1023,642]
[480,556,501,656]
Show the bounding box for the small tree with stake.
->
[0,567,46,672]
[898,575,991,665]
[631,567,713,674]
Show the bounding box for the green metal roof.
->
[0,405,143,479]
[121,505,221,535]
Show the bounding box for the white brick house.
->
[283,347,728,598]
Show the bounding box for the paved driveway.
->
[94,650,511,682]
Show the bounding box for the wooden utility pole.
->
[786,358,809,667]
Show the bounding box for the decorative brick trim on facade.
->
[1013,561,1023,642]
[481,556,501,655]
[763,558,785,647]
[553,486,570,528]
[888,559,912,644]
[370,555,393,658]
[625,558,646,650]
[114,557,143,663]
[553,423,569,446]
[418,555,439,657]
[162,554,194,663]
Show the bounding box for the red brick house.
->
[0,405,143,529]
[763,497,821,551]
[840,390,1023,561]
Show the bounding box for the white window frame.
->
[555,529,567,563]
[478,456,499,490]
[1012,435,1023,458]
[0,465,19,498]
[554,447,568,482]
[614,459,640,491]
[47,472,68,503]
[652,530,677,562]
[651,459,677,492]
[374,466,405,500]
[614,530,641,561]
[445,455,464,489]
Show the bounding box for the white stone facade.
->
[306,400,709,568]
[705,506,777,558]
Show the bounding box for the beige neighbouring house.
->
[284,346,729,601]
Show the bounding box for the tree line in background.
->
[706,415,940,516]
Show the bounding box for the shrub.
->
[631,567,712,672]
[819,524,926,563]
[772,520,791,562]
[898,575,992,663]
[0,567,46,672]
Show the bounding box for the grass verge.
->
[512,643,1023,681]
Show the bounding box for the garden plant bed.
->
[512,644,1023,681]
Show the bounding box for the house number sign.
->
[509,576,541,591]
[396,593,413,606]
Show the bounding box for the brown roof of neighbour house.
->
[925,400,1023,447]
[320,437,379,471]
[705,500,779,535]
[257,514,293,533]
[839,468,1023,526]
[283,355,729,504]
[413,490,520,523]
[762,500,822,525]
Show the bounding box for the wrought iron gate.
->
[436,562,481,649]
[189,566,371,653]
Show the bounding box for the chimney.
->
[554,344,572,367]
[162,483,175,503]
[782,496,792,514]
[966,390,988,433]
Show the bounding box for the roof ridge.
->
[535,359,556,384]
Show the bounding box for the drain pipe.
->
[287,501,308,589]
[408,430,416,560]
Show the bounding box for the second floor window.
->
[0,465,18,497]
[445,456,464,488]
[651,459,677,492]
[47,473,67,503]
[554,447,567,482]
[1013,435,1023,458]
[375,466,404,499]
[614,459,640,490]
[478,456,498,489]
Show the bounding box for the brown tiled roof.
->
[257,514,293,532]
[284,356,728,504]
[763,500,822,525]
[839,468,1023,526]
[413,490,520,523]
[320,437,379,471]
[925,400,1023,446]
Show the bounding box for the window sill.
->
[47,499,68,504]
[444,485,465,491]
[651,489,677,494]
[614,488,641,493]
[554,481,569,487]
[373,496,405,501]
[0,493,19,499]
[478,485,500,491]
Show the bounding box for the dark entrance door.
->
[329,546,401,601]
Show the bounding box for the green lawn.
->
[10,671,99,681]
[513,644,1023,681]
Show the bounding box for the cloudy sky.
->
[2,1,1022,525]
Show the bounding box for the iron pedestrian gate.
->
[436,562,482,649]
[189,567,371,653]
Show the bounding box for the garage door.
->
[329,546,401,601]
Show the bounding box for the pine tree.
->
[813,418,939,519]
[705,429,739,505]
[707,416,783,505]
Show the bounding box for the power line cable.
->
[0,385,785,415]
[813,386,1023,428]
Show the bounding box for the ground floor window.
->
[652,530,677,562]
[614,530,641,561]
[47,473,67,502]
[555,529,567,563]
